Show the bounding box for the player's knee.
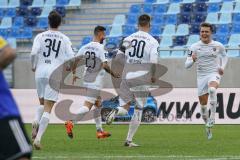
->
[208,87,216,96]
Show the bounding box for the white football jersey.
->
[31,30,75,78]
[76,42,107,88]
[122,30,159,79]
[188,40,227,77]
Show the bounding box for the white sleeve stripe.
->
[9,120,31,153]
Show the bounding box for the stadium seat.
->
[9,0,20,8]
[216,24,230,35]
[0,0,8,8]
[231,24,240,34]
[165,14,177,24]
[0,17,12,29]
[21,27,33,39]
[7,38,17,49]
[112,15,125,26]
[179,14,191,24]
[144,0,156,3]
[152,14,164,25]
[129,4,141,14]
[126,14,138,25]
[155,0,169,4]
[196,0,208,2]
[109,25,123,37]
[176,24,189,36]
[67,0,81,8]
[220,2,233,13]
[13,17,24,28]
[150,25,162,37]
[162,24,176,36]
[190,23,200,34]
[21,0,33,6]
[153,4,168,14]
[170,0,182,3]
[45,0,56,6]
[233,2,240,13]
[214,34,228,45]
[31,0,45,7]
[55,6,66,17]
[191,13,206,23]
[181,0,195,3]
[106,37,121,46]
[143,3,153,14]
[122,25,137,37]
[31,7,42,16]
[205,13,219,24]
[193,3,207,12]
[0,9,4,18]
[171,46,185,57]
[17,6,29,16]
[38,6,53,18]
[181,3,193,13]
[207,2,221,12]
[218,13,232,24]
[81,36,92,46]
[207,0,222,3]
[26,16,37,27]
[174,36,187,46]
[57,0,69,6]
[9,27,21,38]
[160,36,173,47]
[0,28,9,39]
[5,8,16,17]
[228,34,240,46]
[186,34,199,47]
[233,13,240,23]
[37,17,48,29]
[166,3,180,14]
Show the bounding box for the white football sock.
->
[200,105,208,124]
[35,112,50,142]
[94,107,103,131]
[126,109,142,142]
[33,105,44,124]
[208,87,217,120]
[116,107,128,116]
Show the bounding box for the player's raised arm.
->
[218,45,228,75]
[0,37,16,70]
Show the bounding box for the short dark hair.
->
[48,10,62,28]
[138,14,151,27]
[200,22,214,32]
[94,26,106,36]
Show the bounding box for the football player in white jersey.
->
[30,11,75,149]
[185,22,228,139]
[65,26,119,139]
[106,14,159,147]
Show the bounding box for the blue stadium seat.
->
[190,23,200,34]
[143,3,153,14]
[181,0,195,3]
[37,18,48,29]
[162,24,176,36]
[176,24,189,36]
[31,7,42,16]
[0,17,12,29]
[45,0,56,7]
[170,0,182,3]
[21,0,33,6]
[233,2,240,13]
[5,8,16,17]
[21,27,33,39]
[179,14,191,24]
[196,0,208,2]
[81,36,92,46]
[112,14,125,26]
[153,4,168,14]
[17,6,29,16]
[31,0,44,7]
[214,34,228,45]
[106,37,121,46]
[38,6,53,18]
[67,0,81,8]
[9,0,20,8]
[150,25,162,37]
[25,16,37,27]
[165,14,177,24]
[205,13,219,24]
[55,6,66,17]
[152,14,164,25]
[0,0,8,8]
[191,13,206,23]
[231,24,240,34]
[227,34,240,46]
[144,0,156,3]
[186,34,199,47]
[160,35,173,47]
[174,36,187,46]
[166,3,180,14]
[171,46,185,57]
[122,25,137,37]
[13,17,24,27]
[220,2,233,13]
[181,3,193,13]
[233,13,240,23]
[0,9,4,18]
[0,28,9,39]
[109,25,122,37]
[9,27,21,38]
[126,14,138,25]
[193,3,207,12]
[129,4,141,14]
[208,2,220,12]
[155,0,169,4]
[57,0,69,6]
[216,24,230,35]
[218,13,232,24]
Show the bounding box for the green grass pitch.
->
[26,124,240,160]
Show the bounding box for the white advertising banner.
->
[12,88,240,124]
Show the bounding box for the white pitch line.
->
[32,155,240,160]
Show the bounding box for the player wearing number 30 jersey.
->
[30,11,75,150]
